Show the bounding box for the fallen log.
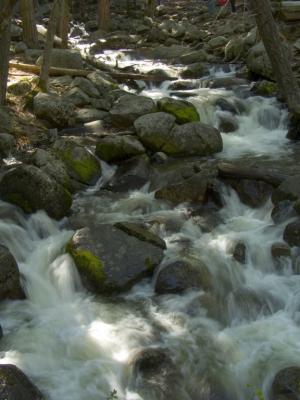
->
[9,62,92,77]
[218,162,288,187]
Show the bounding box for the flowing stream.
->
[1,56,300,400]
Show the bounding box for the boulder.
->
[208,36,228,49]
[0,133,16,158]
[272,200,295,224]
[286,115,300,140]
[52,138,101,185]
[33,93,75,128]
[64,87,90,107]
[0,244,24,301]
[218,115,239,133]
[75,108,109,124]
[233,179,273,208]
[87,71,118,95]
[0,165,72,220]
[95,135,145,162]
[0,364,45,400]
[283,220,300,247]
[67,223,165,294]
[231,241,246,264]
[246,42,273,80]
[155,259,212,294]
[157,97,199,124]
[110,94,157,127]
[71,77,100,98]
[180,49,208,64]
[271,367,300,399]
[154,172,209,205]
[224,37,245,61]
[115,222,166,250]
[272,175,300,205]
[271,242,291,258]
[180,62,206,79]
[36,48,83,69]
[251,80,278,97]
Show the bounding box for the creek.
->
[0,54,299,400]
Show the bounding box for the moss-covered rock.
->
[0,165,72,220]
[53,138,101,185]
[67,223,164,294]
[252,80,278,97]
[95,135,145,162]
[157,97,200,124]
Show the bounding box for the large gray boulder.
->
[0,165,72,220]
[0,364,45,400]
[110,94,157,127]
[33,93,75,128]
[87,71,118,95]
[155,259,212,294]
[52,138,101,185]
[157,97,200,124]
[180,49,208,64]
[0,245,24,300]
[246,42,273,80]
[36,48,83,69]
[136,116,222,157]
[67,223,165,294]
[95,135,145,162]
[71,77,100,98]
[272,175,300,205]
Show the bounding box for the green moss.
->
[56,146,101,184]
[66,242,106,286]
[158,98,200,124]
[144,256,155,271]
[95,142,123,162]
[3,192,33,213]
[254,80,277,97]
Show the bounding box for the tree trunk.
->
[146,0,156,17]
[98,0,110,31]
[249,0,300,115]
[58,0,69,48]
[20,0,38,48]
[0,0,16,105]
[39,0,61,92]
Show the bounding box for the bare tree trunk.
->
[98,0,110,31]
[249,0,300,115]
[39,0,61,92]
[58,0,69,48]
[0,0,16,105]
[20,0,38,48]
[146,0,156,17]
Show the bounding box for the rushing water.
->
[0,56,299,400]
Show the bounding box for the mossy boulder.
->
[67,223,165,294]
[180,62,206,79]
[0,244,24,301]
[157,97,200,124]
[95,135,145,162]
[0,364,45,400]
[252,80,278,97]
[0,165,72,220]
[53,138,101,185]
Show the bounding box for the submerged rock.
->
[110,94,157,127]
[155,259,212,294]
[53,138,101,185]
[272,175,300,205]
[95,135,145,162]
[0,244,24,301]
[0,165,72,220]
[0,364,45,400]
[283,220,300,247]
[67,223,165,294]
[157,97,200,124]
[234,179,273,208]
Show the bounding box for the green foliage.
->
[107,389,118,400]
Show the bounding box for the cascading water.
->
[0,57,299,400]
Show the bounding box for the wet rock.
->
[114,222,166,249]
[272,175,300,205]
[271,200,295,224]
[75,108,109,124]
[0,165,72,220]
[251,80,278,97]
[0,364,45,400]
[234,179,273,208]
[271,242,291,258]
[105,154,150,192]
[154,172,209,205]
[155,259,212,294]
[110,94,157,127]
[134,112,176,151]
[36,48,83,69]
[246,42,273,80]
[168,80,199,91]
[202,77,248,90]
[215,97,241,114]
[180,49,208,64]
[157,97,199,124]
[0,244,24,301]
[67,223,164,294]
[33,93,75,128]
[257,107,281,130]
[150,44,189,59]
[0,133,16,158]
[232,241,246,264]
[31,149,71,191]
[283,220,300,247]
[270,367,300,400]
[180,62,206,79]
[71,77,100,98]
[286,115,300,140]
[218,114,239,133]
[52,138,101,185]
[95,135,145,162]
[130,348,183,400]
